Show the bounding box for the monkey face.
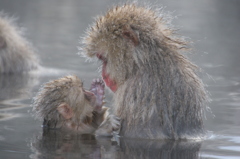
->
[58,77,105,123]
[33,76,107,131]
[33,76,92,124]
[84,24,137,92]
[96,53,117,92]
[63,79,96,122]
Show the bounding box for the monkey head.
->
[33,75,97,128]
[82,4,186,92]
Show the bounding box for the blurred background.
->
[0,0,239,158]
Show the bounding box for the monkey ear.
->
[57,103,73,120]
[122,25,139,46]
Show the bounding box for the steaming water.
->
[0,0,239,158]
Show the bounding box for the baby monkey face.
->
[71,78,106,121]
[33,76,106,129]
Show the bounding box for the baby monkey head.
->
[33,75,96,128]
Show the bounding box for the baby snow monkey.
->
[33,75,120,136]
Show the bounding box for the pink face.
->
[96,53,117,92]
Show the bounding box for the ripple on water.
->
[0,113,20,121]
[201,153,240,159]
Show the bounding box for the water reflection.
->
[29,129,114,159]
[0,73,38,108]
[29,128,201,159]
[118,138,201,159]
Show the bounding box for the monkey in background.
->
[81,3,209,139]
[33,75,120,136]
[0,12,39,73]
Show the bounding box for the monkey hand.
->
[90,78,105,112]
[95,114,121,136]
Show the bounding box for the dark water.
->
[0,0,239,158]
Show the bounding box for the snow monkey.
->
[81,4,208,139]
[33,75,120,136]
[0,13,39,73]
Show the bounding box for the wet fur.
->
[82,4,209,139]
[0,12,38,73]
[33,75,94,129]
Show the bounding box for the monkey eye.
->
[96,53,107,63]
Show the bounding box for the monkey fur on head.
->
[33,75,120,136]
[0,13,39,73]
[82,3,209,139]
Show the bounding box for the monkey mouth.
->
[96,53,118,92]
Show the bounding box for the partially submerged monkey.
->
[33,75,120,136]
[82,4,208,139]
[0,13,38,73]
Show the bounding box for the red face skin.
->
[97,53,117,92]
